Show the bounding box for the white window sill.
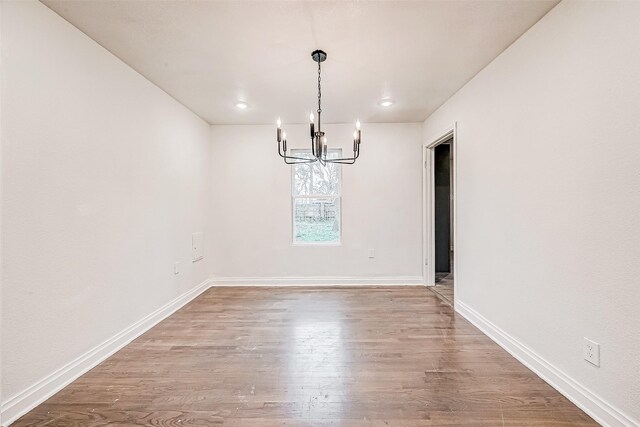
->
[292,242,342,247]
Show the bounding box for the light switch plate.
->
[192,232,203,262]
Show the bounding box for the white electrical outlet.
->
[174,262,180,275]
[583,338,600,366]
[368,249,375,258]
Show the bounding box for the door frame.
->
[423,123,457,295]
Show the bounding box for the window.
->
[292,149,341,244]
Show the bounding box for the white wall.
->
[0,1,4,424]
[1,0,210,411]
[423,1,640,424]
[209,123,423,283]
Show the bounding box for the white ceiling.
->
[42,0,558,125]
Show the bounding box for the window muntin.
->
[291,149,341,244]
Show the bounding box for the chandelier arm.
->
[280,150,317,164]
[324,144,360,164]
[284,157,317,165]
[280,152,316,162]
[326,159,355,165]
[325,157,356,164]
[278,140,317,163]
[326,153,358,162]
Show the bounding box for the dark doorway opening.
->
[432,139,454,305]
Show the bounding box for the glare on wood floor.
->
[13,287,596,426]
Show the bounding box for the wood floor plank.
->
[12,287,597,426]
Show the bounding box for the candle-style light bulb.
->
[282,131,287,141]
[309,113,315,139]
[353,131,358,140]
[356,120,361,130]
[276,118,282,142]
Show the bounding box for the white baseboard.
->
[0,279,211,427]
[455,300,638,427]
[209,276,425,286]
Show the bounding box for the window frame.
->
[290,148,342,246]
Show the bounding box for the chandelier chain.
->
[317,61,322,115]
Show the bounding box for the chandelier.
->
[276,49,361,165]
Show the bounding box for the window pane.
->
[311,160,340,196]
[293,162,312,196]
[294,198,340,243]
[292,149,341,196]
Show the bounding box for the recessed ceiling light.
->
[235,101,248,110]
[378,99,395,107]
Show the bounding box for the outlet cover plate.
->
[192,232,204,262]
[583,337,600,366]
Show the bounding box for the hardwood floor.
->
[431,272,454,306]
[13,287,596,426]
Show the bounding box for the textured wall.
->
[209,123,424,281]
[1,1,211,400]
[423,1,640,422]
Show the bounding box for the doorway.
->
[423,124,456,306]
